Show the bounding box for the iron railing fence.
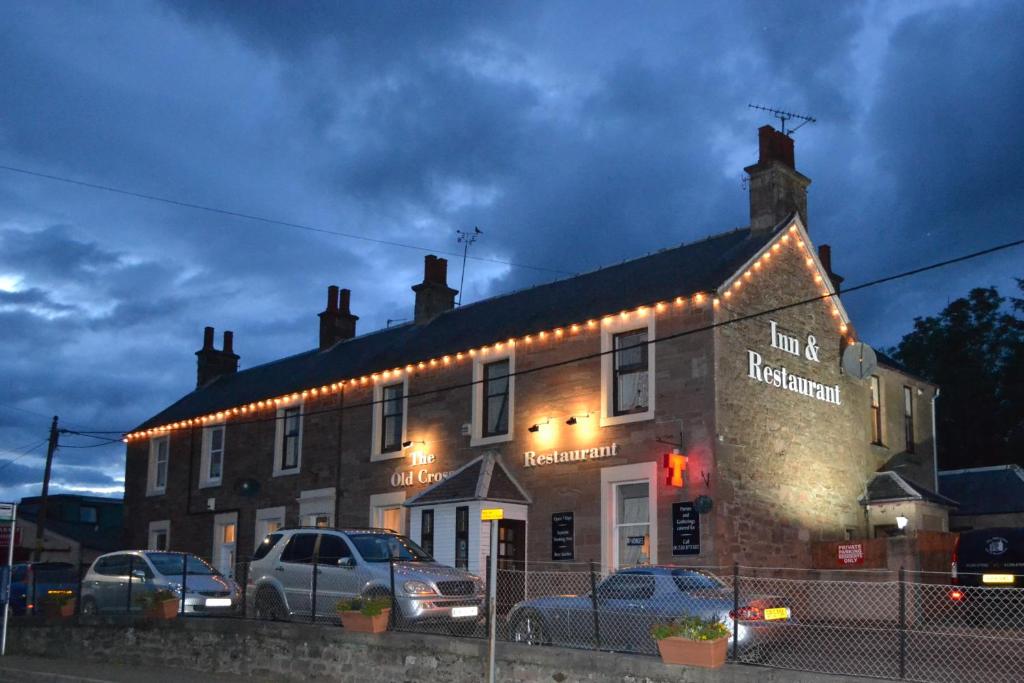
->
[11,557,1024,683]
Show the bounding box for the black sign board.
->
[551,512,574,561]
[672,502,700,556]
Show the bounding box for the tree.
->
[888,279,1024,470]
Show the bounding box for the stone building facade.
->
[122,127,942,575]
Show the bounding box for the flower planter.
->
[43,600,76,619]
[339,608,390,633]
[145,598,180,620]
[655,636,728,668]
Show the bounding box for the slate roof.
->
[860,471,958,507]
[135,224,782,432]
[405,452,531,507]
[939,466,1024,515]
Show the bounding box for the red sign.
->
[0,526,22,547]
[837,543,864,565]
[663,451,687,488]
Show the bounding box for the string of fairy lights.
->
[122,223,848,442]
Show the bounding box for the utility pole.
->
[32,416,58,562]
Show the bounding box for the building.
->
[122,127,943,576]
[939,465,1024,531]
[2,494,124,570]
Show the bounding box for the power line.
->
[0,438,49,474]
[0,163,574,276]
[79,235,1023,437]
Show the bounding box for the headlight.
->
[403,580,436,596]
[472,576,485,592]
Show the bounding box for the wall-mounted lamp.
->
[528,419,551,433]
[896,515,909,530]
[565,412,592,426]
[401,440,425,449]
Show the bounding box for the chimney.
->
[744,125,812,232]
[817,244,844,293]
[195,327,240,388]
[412,255,458,324]
[318,285,359,349]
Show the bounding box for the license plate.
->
[205,598,232,607]
[451,606,479,618]
[982,574,1015,585]
[763,607,791,621]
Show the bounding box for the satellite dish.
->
[235,478,261,497]
[842,342,878,380]
[694,495,714,515]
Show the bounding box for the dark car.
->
[505,566,791,655]
[947,528,1024,621]
[5,562,78,615]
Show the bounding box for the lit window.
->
[870,376,883,445]
[613,330,649,415]
[200,425,225,487]
[147,437,169,496]
[903,386,914,454]
[601,315,655,426]
[615,482,650,567]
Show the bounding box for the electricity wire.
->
[0,438,50,474]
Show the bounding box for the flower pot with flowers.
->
[650,617,730,668]
[41,592,76,619]
[336,596,392,634]
[135,589,180,620]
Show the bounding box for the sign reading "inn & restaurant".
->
[747,320,841,406]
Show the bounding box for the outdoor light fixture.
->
[896,516,909,530]
[401,440,425,449]
[528,419,551,433]
[565,412,592,426]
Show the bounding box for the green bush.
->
[134,589,179,610]
[650,616,730,642]
[335,596,392,617]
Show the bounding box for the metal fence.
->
[8,557,1024,683]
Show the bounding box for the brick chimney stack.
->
[412,255,458,324]
[818,244,844,293]
[744,125,812,232]
[195,327,239,388]
[318,285,359,349]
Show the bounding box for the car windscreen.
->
[349,533,432,562]
[671,570,725,592]
[146,553,218,576]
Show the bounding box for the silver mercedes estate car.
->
[247,527,484,623]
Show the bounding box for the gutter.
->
[931,388,940,493]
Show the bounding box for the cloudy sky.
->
[1,0,1022,503]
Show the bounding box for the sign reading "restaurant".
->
[523,443,619,468]
[747,320,841,406]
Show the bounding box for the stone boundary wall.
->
[5,617,869,683]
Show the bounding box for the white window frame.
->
[146,436,169,496]
[255,506,286,550]
[600,461,658,572]
[371,377,408,462]
[212,511,238,578]
[148,519,170,550]
[299,488,336,528]
[600,313,656,427]
[369,491,407,535]
[199,424,226,488]
[471,346,515,446]
[273,402,303,477]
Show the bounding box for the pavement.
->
[0,656,265,683]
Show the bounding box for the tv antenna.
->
[748,104,817,136]
[456,226,482,306]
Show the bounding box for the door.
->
[313,534,362,617]
[495,519,525,615]
[277,533,317,617]
[217,521,237,578]
[613,482,651,568]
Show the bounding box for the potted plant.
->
[650,617,730,668]
[336,596,391,634]
[42,592,76,619]
[136,589,180,620]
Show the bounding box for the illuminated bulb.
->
[814,274,823,283]
[430,358,438,366]
[840,323,849,333]
[831,308,839,317]
[496,342,503,350]
[713,298,720,307]
[524,335,532,344]
[733,280,741,290]
[300,390,308,398]
[637,306,648,317]
[806,257,814,266]
[603,316,613,325]
[443,355,451,364]
[360,376,368,384]
[782,235,790,243]
[762,252,771,260]
[468,350,476,357]
[675,297,684,305]
[418,362,426,369]
[695,293,704,304]
[507,338,515,346]
[754,261,762,270]
[291,393,299,401]
[724,291,732,299]
[789,225,798,233]
[456,352,463,360]
[744,270,752,279]
[797,239,805,247]
[232,408,239,415]
[555,328,564,337]
[539,331,547,339]
[571,324,580,333]
[620,311,629,320]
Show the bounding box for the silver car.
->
[248,527,485,623]
[80,551,241,615]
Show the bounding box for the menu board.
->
[551,512,574,561]
[672,502,700,556]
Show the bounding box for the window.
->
[381,383,404,453]
[600,461,658,571]
[281,533,317,564]
[597,573,656,600]
[472,349,515,445]
[455,506,469,570]
[273,404,303,476]
[148,520,170,551]
[299,489,335,528]
[483,360,510,437]
[147,436,169,495]
[316,534,352,565]
[420,509,435,557]
[615,482,651,567]
[213,512,237,578]
[870,376,883,445]
[369,491,406,534]
[903,386,915,453]
[601,316,655,426]
[80,506,98,524]
[200,425,225,487]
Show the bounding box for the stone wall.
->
[4,617,867,683]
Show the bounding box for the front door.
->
[496,519,525,614]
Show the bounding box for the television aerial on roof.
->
[748,104,817,136]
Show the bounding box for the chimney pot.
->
[223,330,234,354]
[338,288,351,314]
[326,285,339,311]
[318,286,358,349]
[196,326,239,388]
[412,254,457,324]
[203,326,215,350]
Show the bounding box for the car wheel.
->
[80,597,98,616]
[254,587,288,621]
[510,611,548,646]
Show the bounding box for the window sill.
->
[600,410,654,428]
[471,431,513,447]
[272,468,301,478]
[145,489,166,497]
[199,480,222,489]
[371,450,405,462]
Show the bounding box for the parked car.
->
[947,527,1024,621]
[248,527,485,624]
[4,562,78,616]
[505,566,791,655]
[80,551,241,615]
